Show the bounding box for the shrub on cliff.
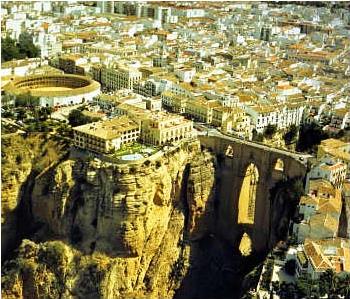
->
[37,242,67,273]
[283,125,298,145]
[296,123,329,153]
[263,124,277,139]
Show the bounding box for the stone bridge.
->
[199,134,310,254]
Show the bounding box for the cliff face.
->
[2,134,305,299]
[2,140,216,299]
[269,178,304,247]
[1,133,69,259]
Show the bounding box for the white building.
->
[306,158,347,189]
[245,103,305,133]
[73,115,140,154]
[101,65,142,91]
[0,58,42,77]
[174,68,196,83]
[172,8,205,18]
[5,19,25,39]
[34,31,62,59]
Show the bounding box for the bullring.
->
[3,74,101,107]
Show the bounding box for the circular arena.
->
[3,74,101,107]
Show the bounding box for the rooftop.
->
[73,115,139,140]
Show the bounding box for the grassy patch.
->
[111,142,158,159]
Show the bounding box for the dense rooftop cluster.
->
[1,2,350,297]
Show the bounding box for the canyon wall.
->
[2,134,307,299]
[2,139,216,299]
[1,133,69,260]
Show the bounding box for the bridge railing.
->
[218,131,311,157]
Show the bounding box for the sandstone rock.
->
[1,133,69,259]
[2,139,217,298]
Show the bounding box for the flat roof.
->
[73,115,139,140]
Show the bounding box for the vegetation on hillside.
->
[283,125,298,145]
[263,124,277,139]
[270,270,350,298]
[1,33,40,62]
[296,123,329,153]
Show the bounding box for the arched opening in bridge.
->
[238,163,259,225]
[225,145,234,158]
[274,158,284,171]
[239,232,252,256]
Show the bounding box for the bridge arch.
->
[225,145,234,158]
[274,158,284,172]
[238,163,259,225]
[239,232,253,256]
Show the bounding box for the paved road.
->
[198,128,313,163]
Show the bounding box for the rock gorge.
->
[2,134,299,298]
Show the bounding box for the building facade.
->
[73,116,140,154]
[141,112,193,146]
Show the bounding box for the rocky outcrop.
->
[1,133,69,259]
[2,134,304,299]
[2,139,216,299]
[269,178,304,246]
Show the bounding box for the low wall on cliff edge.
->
[69,137,200,166]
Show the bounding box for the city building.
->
[303,238,350,279]
[245,103,305,133]
[141,112,193,146]
[73,115,140,154]
[307,157,347,189]
[294,179,342,243]
[318,139,350,178]
[101,65,142,91]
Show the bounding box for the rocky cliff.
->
[2,139,216,299]
[2,134,307,299]
[1,133,69,260]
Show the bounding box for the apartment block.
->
[101,65,142,91]
[141,112,193,146]
[73,116,140,154]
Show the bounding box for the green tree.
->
[337,273,350,298]
[46,107,54,118]
[263,124,277,139]
[18,32,40,59]
[1,94,16,107]
[15,93,40,107]
[296,276,310,298]
[336,129,345,138]
[1,36,20,62]
[271,281,280,296]
[283,125,298,145]
[252,129,264,142]
[39,107,54,121]
[68,109,98,127]
[296,123,329,153]
[319,269,337,297]
[1,34,39,62]
[16,108,27,121]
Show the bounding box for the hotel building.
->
[73,116,140,154]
